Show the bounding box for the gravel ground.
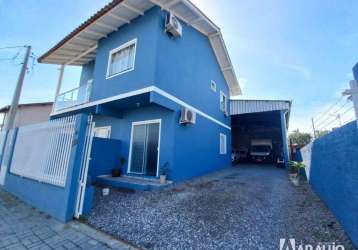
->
[87,164,355,250]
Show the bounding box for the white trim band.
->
[51,85,231,130]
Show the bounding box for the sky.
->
[0,0,357,132]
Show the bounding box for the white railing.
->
[54,82,92,111]
[10,116,78,187]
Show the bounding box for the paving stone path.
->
[0,188,135,250]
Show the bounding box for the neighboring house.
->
[38,0,241,182]
[0,102,53,130]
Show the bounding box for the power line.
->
[316,104,354,130]
[314,99,350,128]
[340,105,354,117]
[0,45,27,50]
[313,95,344,123]
[0,49,22,62]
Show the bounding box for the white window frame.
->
[106,38,137,79]
[220,133,227,154]
[210,80,217,92]
[220,91,228,114]
[94,126,111,139]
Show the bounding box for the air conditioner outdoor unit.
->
[180,107,196,124]
[165,12,182,37]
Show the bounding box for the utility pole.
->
[343,80,358,129]
[54,64,65,100]
[3,45,31,131]
[52,64,65,112]
[311,118,316,139]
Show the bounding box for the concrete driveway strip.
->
[88,164,355,250]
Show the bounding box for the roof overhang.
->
[230,99,292,127]
[38,0,241,96]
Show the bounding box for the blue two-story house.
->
[38,0,241,185]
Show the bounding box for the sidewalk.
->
[0,188,136,250]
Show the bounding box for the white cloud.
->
[282,63,312,81]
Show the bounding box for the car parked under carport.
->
[230,99,291,166]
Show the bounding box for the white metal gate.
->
[9,116,77,187]
[74,115,95,218]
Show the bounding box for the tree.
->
[289,129,312,147]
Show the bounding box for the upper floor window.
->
[211,80,217,92]
[220,91,228,114]
[106,39,137,79]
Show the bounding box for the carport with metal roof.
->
[230,99,291,166]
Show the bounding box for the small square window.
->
[106,39,137,79]
[211,80,217,92]
[220,133,227,154]
[94,126,111,138]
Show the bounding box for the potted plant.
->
[111,157,126,177]
[159,162,170,184]
[289,161,305,185]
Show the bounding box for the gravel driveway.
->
[87,164,355,250]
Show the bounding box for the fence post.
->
[343,80,358,129]
[0,128,18,186]
[0,130,8,167]
[280,110,290,167]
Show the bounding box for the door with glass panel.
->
[129,121,160,177]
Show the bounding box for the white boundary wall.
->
[300,142,313,181]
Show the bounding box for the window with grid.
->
[107,39,136,78]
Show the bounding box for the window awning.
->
[38,0,241,96]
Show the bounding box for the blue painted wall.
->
[79,7,230,125]
[4,114,89,222]
[91,100,231,181]
[88,137,122,181]
[83,7,161,102]
[307,121,358,247]
[172,111,232,181]
[92,105,176,176]
[77,6,233,182]
[155,11,230,126]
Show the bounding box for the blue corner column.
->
[280,110,289,168]
[63,113,90,221]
